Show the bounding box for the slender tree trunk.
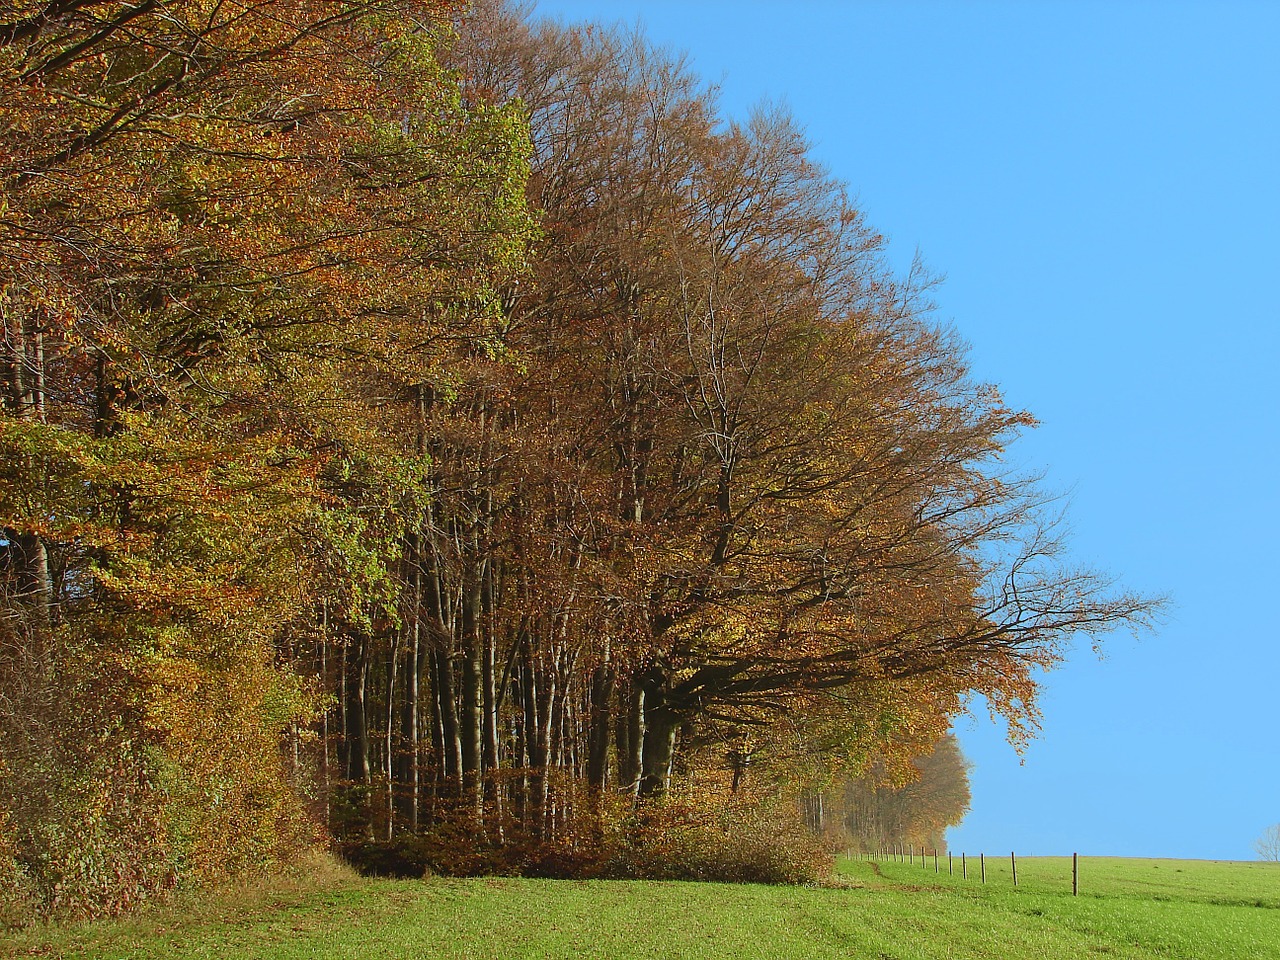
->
[480,564,503,834]
[460,568,484,816]
[515,652,533,826]
[425,641,445,811]
[434,646,462,790]
[338,636,350,780]
[534,651,557,837]
[3,300,52,660]
[729,741,751,794]
[615,682,631,792]
[320,602,331,827]
[617,679,645,797]
[481,565,501,773]
[396,581,421,831]
[384,627,399,837]
[346,634,372,786]
[31,325,45,423]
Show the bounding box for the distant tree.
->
[1256,824,1280,861]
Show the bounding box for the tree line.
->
[0,0,1157,917]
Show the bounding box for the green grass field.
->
[6,854,1278,959]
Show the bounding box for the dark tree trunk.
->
[345,634,372,785]
[586,661,614,791]
[3,302,52,660]
[638,705,678,798]
[395,559,421,831]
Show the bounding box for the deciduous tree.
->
[1,0,532,915]
[1256,824,1280,862]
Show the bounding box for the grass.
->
[4,852,1278,959]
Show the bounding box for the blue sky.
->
[531,0,1280,860]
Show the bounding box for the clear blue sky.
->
[531,0,1280,861]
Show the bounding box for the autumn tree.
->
[1,0,532,915]
[836,734,972,853]
[448,0,1159,811]
[1,0,1163,908]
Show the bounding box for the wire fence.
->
[849,846,1081,895]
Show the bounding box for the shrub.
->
[604,791,832,884]
[0,640,318,921]
[0,799,39,930]
[340,784,831,885]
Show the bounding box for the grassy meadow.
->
[5,853,1277,959]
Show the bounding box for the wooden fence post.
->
[1073,852,1078,896]
[980,853,986,884]
[934,849,939,873]
[949,852,953,875]
[1011,852,1017,887]
[962,853,967,879]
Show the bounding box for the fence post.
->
[949,852,953,875]
[962,853,967,879]
[980,853,986,884]
[934,849,939,873]
[1011,852,1017,887]
[1073,852,1078,896]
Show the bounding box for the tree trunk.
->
[459,570,484,815]
[534,652,557,836]
[434,646,462,789]
[396,600,421,831]
[3,300,52,660]
[320,605,331,826]
[345,634,372,785]
[384,629,398,838]
[481,565,501,774]
[426,641,445,809]
[638,705,678,798]
[616,679,645,797]
[515,648,535,825]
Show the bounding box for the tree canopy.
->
[0,0,1159,918]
